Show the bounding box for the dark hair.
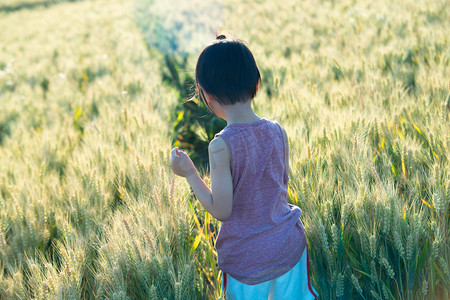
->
[195,35,261,112]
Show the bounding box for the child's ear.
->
[204,91,216,102]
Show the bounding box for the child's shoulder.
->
[209,135,227,148]
[210,136,231,155]
[267,119,288,139]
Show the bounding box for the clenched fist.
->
[170,147,197,177]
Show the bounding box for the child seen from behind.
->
[170,34,318,300]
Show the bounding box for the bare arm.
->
[185,137,233,221]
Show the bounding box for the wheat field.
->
[0,0,448,299]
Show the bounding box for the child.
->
[170,35,318,299]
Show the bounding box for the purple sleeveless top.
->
[214,117,306,285]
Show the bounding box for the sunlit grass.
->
[0,0,448,299]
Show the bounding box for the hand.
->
[170,147,197,177]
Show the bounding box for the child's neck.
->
[223,100,261,125]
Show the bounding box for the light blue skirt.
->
[222,247,319,300]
